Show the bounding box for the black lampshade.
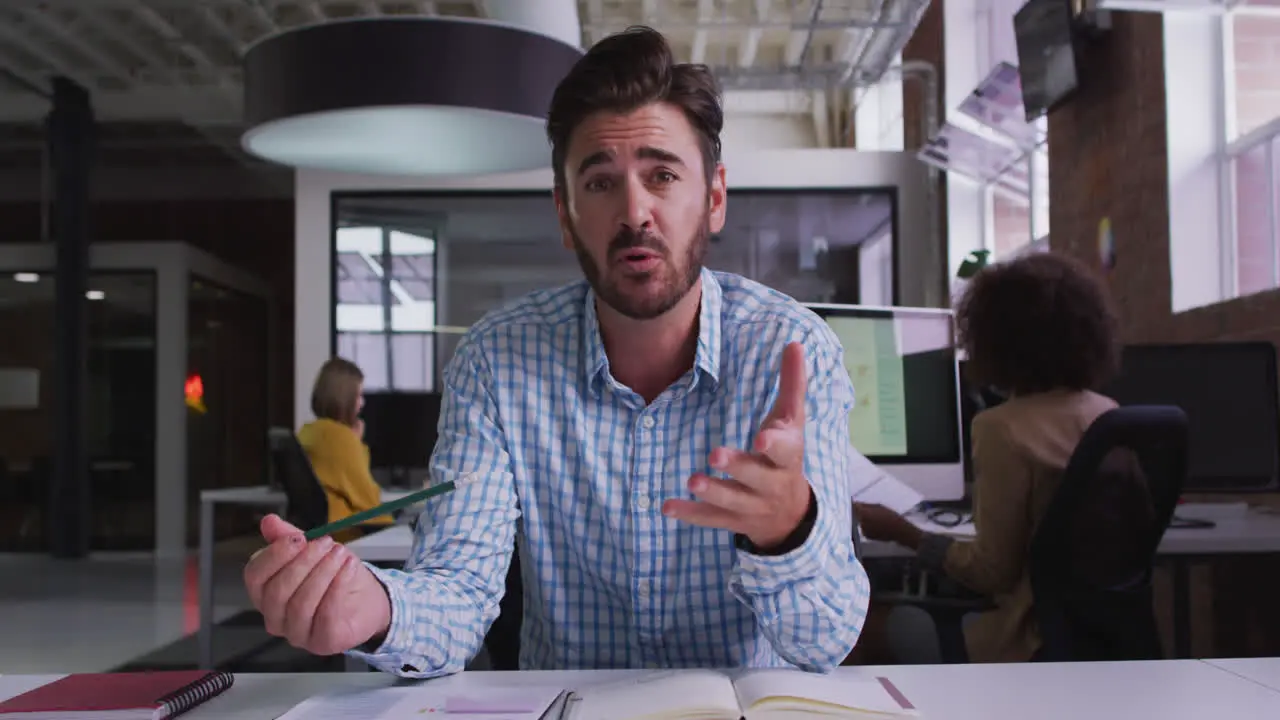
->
[240,18,584,175]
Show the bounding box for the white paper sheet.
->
[277,685,565,720]
[275,687,418,720]
[851,469,925,515]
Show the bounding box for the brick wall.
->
[903,0,949,297]
[1048,11,1280,657]
[1047,13,1171,341]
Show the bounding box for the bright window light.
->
[334,226,435,333]
[335,227,435,255]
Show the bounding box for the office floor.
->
[0,545,253,674]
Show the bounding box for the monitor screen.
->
[1102,342,1280,492]
[1014,0,1079,121]
[807,304,964,501]
[361,392,441,471]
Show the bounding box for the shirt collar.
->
[582,268,723,396]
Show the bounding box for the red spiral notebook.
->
[0,671,234,719]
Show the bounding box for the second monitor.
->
[361,391,441,487]
[806,304,965,501]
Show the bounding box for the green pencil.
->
[304,481,457,541]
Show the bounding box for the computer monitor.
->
[361,391,441,485]
[1102,342,1280,492]
[806,304,965,501]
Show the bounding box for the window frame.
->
[978,135,1049,261]
[1220,3,1280,298]
[330,212,440,392]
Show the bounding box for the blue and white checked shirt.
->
[349,269,871,677]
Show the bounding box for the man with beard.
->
[242,26,871,677]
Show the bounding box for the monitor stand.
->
[387,466,413,489]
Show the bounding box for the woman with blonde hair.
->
[296,357,391,542]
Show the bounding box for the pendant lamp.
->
[240,17,583,176]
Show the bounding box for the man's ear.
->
[554,186,574,250]
[708,163,727,234]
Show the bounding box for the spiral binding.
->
[156,672,234,719]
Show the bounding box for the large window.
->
[330,191,900,376]
[923,53,1050,267]
[1225,4,1280,296]
[987,143,1049,259]
[332,216,437,391]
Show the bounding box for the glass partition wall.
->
[0,270,157,551]
[0,243,272,557]
[187,277,271,545]
[331,190,898,380]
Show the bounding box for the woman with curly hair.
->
[855,252,1122,664]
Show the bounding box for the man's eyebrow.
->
[637,146,685,166]
[576,150,613,175]
[575,146,687,175]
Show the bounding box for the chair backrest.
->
[1030,405,1188,662]
[267,427,330,531]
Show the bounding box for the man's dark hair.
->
[956,252,1120,396]
[546,26,723,192]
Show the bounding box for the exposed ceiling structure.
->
[0,0,931,173]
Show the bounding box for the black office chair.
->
[267,428,331,532]
[1029,405,1188,662]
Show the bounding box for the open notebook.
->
[570,669,919,720]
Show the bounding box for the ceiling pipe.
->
[482,0,583,49]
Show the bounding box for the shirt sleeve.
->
[344,339,519,678]
[728,330,872,672]
[920,413,1033,596]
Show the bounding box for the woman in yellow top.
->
[296,357,392,543]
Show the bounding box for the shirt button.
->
[638,581,650,597]
[641,415,656,429]
[636,495,651,510]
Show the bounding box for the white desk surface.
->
[1205,657,1280,692]
[199,485,287,505]
[3,661,1279,720]
[350,506,1280,563]
[349,522,416,561]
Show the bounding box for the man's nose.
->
[620,177,654,232]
